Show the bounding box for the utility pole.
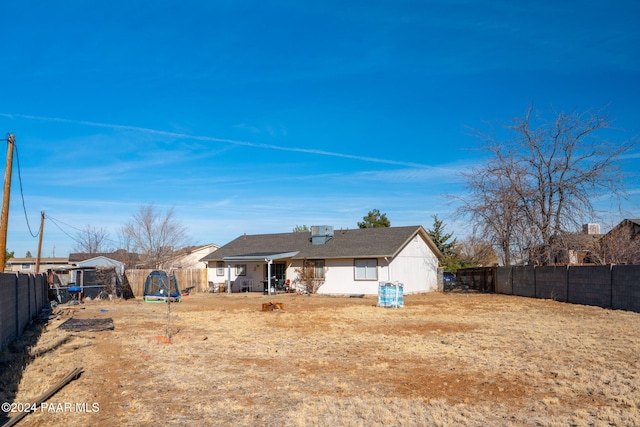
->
[0,134,15,272]
[36,211,45,273]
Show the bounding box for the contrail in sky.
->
[0,113,440,169]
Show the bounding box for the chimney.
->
[582,223,601,235]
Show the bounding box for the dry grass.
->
[1,292,639,426]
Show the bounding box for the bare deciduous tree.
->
[74,225,111,254]
[456,236,499,267]
[116,227,134,253]
[294,259,327,294]
[457,105,635,265]
[121,204,190,269]
[456,161,511,267]
[455,159,532,265]
[91,267,118,298]
[597,220,640,265]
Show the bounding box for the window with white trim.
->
[354,259,377,280]
[216,261,225,276]
[235,264,247,276]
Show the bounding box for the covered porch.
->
[220,251,299,295]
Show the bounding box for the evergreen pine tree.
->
[426,215,457,257]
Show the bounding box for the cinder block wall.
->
[611,265,640,312]
[0,274,17,349]
[0,273,48,351]
[568,265,612,308]
[535,266,568,302]
[495,267,513,294]
[512,266,535,297]
[16,274,30,336]
[34,274,42,316]
[487,265,638,313]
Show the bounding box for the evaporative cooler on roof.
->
[311,225,334,245]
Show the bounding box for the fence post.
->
[510,266,514,295]
[610,264,614,310]
[14,274,19,339]
[31,275,36,319]
[564,265,571,302]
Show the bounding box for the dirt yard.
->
[1,291,639,426]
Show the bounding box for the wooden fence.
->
[455,267,496,293]
[125,268,208,297]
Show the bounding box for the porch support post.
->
[266,258,273,296]
[227,264,231,294]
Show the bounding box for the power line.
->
[13,140,39,238]
[45,215,84,244]
[46,214,124,251]
[45,214,84,234]
[6,136,126,252]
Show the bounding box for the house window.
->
[235,264,247,276]
[355,259,377,280]
[21,264,32,270]
[216,261,225,276]
[312,260,325,279]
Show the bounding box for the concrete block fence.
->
[0,272,48,350]
[491,264,640,312]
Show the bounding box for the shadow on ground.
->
[0,314,57,425]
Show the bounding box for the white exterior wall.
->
[387,234,440,294]
[288,258,385,295]
[288,233,439,295]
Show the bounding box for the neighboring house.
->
[559,228,602,265]
[56,254,126,286]
[599,219,640,265]
[5,257,69,274]
[158,243,219,270]
[51,254,127,301]
[526,220,640,266]
[200,225,442,295]
[74,255,126,275]
[69,250,140,269]
[528,224,602,266]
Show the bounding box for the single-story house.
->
[158,243,219,270]
[69,250,140,269]
[5,257,69,274]
[199,225,442,295]
[599,218,640,264]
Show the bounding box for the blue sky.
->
[1,1,639,257]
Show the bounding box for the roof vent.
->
[311,225,334,244]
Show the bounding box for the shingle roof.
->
[68,252,140,264]
[604,219,640,235]
[7,257,68,264]
[200,226,442,261]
